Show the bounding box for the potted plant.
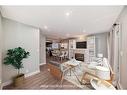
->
[4,47,30,86]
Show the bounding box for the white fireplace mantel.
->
[69,48,89,63]
[73,49,86,54]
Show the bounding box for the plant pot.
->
[13,73,24,87]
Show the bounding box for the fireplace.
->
[75,53,84,61]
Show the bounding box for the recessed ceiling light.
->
[66,12,70,16]
[65,11,72,17]
[44,25,48,29]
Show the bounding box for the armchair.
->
[81,58,114,85]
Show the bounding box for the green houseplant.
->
[4,47,30,86]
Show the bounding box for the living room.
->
[46,33,108,62]
[0,5,127,90]
[45,32,110,88]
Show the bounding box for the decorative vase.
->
[13,73,24,87]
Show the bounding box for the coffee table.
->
[62,60,84,84]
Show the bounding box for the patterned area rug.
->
[64,63,94,90]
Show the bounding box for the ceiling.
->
[0,6,124,39]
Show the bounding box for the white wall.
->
[40,32,46,65]
[116,7,127,89]
[2,18,40,83]
[0,11,2,86]
[95,32,108,58]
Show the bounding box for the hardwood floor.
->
[3,57,81,90]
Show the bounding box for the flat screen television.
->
[76,41,87,49]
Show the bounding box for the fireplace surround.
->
[75,53,84,61]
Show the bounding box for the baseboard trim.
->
[117,81,123,90]
[40,63,46,66]
[2,70,40,87]
[25,70,40,78]
[2,80,13,87]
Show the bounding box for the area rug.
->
[64,64,93,90]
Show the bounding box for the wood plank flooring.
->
[3,57,81,90]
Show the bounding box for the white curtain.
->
[108,24,120,86]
